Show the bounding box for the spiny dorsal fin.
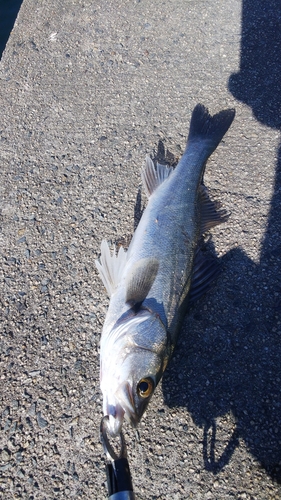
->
[95,240,127,297]
[125,257,159,305]
[141,156,173,198]
[199,184,229,234]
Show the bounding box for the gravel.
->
[0,0,281,498]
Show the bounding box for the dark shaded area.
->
[203,421,240,474]
[0,0,23,59]
[134,187,144,231]
[153,139,178,167]
[170,236,281,480]
[229,0,281,128]
[162,0,281,483]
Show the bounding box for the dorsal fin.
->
[199,184,229,234]
[95,240,127,297]
[141,156,173,198]
[125,257,159,305]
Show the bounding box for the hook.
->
[100,415,127,462]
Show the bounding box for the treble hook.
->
[100,416,135,500]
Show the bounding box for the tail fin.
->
[187,104,235,152]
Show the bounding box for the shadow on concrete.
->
[0,0,23,59]
[161,0,281,483]
[229,0,281,128]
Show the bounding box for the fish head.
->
[100,309,168,436]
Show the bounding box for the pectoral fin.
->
[125,257,159,305]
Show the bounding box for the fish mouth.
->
[104,381,139,436]
[106,405,125,437]
[116,381,140,427]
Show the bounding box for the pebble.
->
[28,403,37,416]
[1,449,11,462]
[36,412,48,429]
[0,462,13,472]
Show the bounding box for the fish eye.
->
[137,378,154,398]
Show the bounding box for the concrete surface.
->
[0,0,281,498]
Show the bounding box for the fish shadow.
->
[162,236,281,481]
[161,0,281,483]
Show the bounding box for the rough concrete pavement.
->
[0,0,281,498]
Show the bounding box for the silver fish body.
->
[96,104,235,436]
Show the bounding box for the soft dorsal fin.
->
[125,257,159,305]
[199,184,229,234]
[141,156,173,198]
[95,240,127,297]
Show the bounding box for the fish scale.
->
[96,103,235,436]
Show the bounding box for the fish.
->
[95,104,235,436]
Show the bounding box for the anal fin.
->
[199,184,229,234]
